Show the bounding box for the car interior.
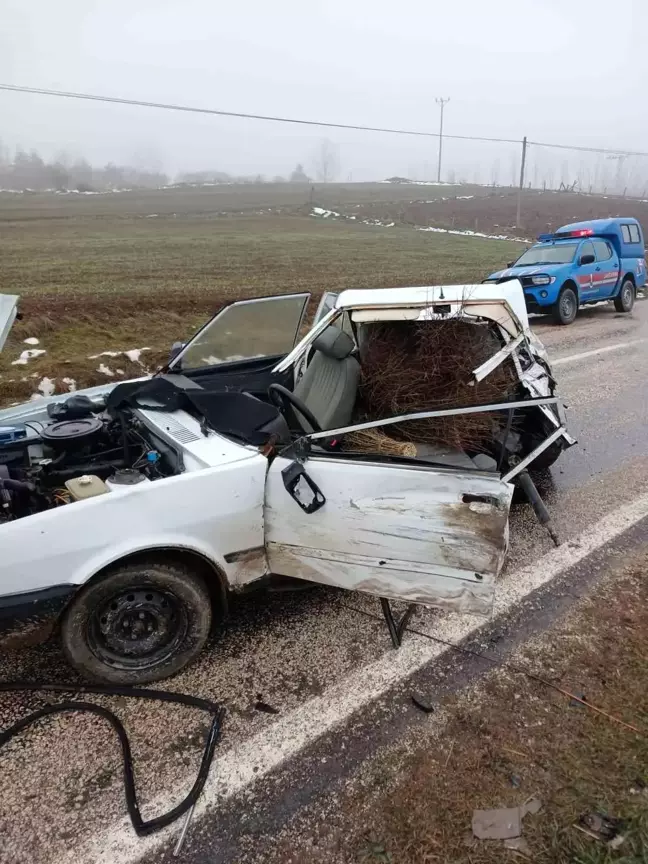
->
[169,315,504,473]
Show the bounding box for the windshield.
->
[172,293,310,370]
[513,243,578,267]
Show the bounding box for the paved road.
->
[1,300,648,864]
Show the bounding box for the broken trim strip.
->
[303,396,560,443]
[472,333,525,383]
[501,425,566,482]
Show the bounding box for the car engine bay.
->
[0,393,183,524]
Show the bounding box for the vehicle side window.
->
[629,224,641,244]
[621,225,632,243]
[593,240,612,262]
[579,240,595,263]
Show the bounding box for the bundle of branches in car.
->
[356,319,519,453]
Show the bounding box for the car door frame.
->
[166,292,312,375]
[575,239,598,300]
[591,238,619,299]
[264,395,566,614]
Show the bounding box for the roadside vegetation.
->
[0,197,519,405]
[257,550,648,863]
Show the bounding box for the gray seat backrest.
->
[294,326,360,431]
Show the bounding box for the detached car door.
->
[264,453,513,615]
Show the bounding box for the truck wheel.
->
[60,560,212,684]
[614,279,635,313]
[552,286,578,325]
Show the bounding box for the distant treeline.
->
[0,145,313,192]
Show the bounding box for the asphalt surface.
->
[1,299,648,864]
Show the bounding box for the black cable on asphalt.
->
[0,682,225,836]
[339,602,644,736]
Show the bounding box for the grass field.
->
[0,186,522,405]
[2,180,644,406]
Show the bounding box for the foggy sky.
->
[2,0,647,183]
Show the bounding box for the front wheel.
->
[60,559,212,684]
[614,278,635,313]
[552,286,578,325]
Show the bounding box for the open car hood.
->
[0,294,19,353]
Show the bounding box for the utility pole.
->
[435,98,450,183]
[515,136,527,228]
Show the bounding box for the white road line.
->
[74,491,648,864]
[552,338,648,366]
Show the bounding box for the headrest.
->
[312,326,355,360]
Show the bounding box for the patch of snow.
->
[417,225,528,243]
[37,377,56,397]
[23,337,40,345]
[116,368,125,375]
[361,219,395,228]
[97,363,115,376]
[61,377,77,392]
[11,349,46,366]
[124,348,151,364]
[88,350,121,359]
[311,207,340,218]
[456,195,474,200]
[145,214,159,218]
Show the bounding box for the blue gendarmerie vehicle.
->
[484,218,646,325]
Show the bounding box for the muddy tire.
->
[60,560,212,684]
[552,285,578,325]
[614,278,635,313]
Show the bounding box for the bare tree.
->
[314,139,339,183]
[289,163,310,183]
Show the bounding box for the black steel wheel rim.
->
[560,292,575,320]
[88,586,188,670]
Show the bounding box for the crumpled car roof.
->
[335,283,528,336]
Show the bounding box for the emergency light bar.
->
[559,228,594,237]
[537,228,594,241]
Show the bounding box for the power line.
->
[0,83,521,146]
[2,82,648,159]
[528,138,648,157]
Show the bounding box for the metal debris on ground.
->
[472,807,522,840]
[472,797,542,841]
[503,836,531,856]
[410,693,435,713]
[575,811,625,844]
[521,797,542,817]
[569,690,587,708]
[172,804,195,857]
[254,699,280,714]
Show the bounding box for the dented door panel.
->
[265,457,513,615]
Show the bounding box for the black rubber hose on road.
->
[0,682,225,836]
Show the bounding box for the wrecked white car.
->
[0,283,574,683]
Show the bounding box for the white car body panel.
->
[266,456,513,614]
[0,281,570,632]
[0,294,19,353]
[1,446,269,598]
